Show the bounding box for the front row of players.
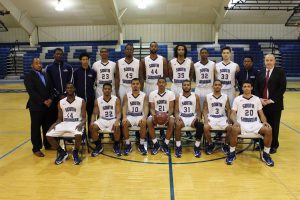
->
[46,78,274,167]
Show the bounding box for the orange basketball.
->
[155,112,168,125]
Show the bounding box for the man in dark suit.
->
[254,54,286,154]
[24,58,53,157]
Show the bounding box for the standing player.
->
[92,48,117,98]
[147,78,175,155]
[89,83,122,157]
[215,46,240,105]
[203,79,232,155]
[174,80,203,158]
[122,78,149,156]
[46,83,86,165]
[141,41,168,96]
[227,80,274,166]
[115,44,142,103]
[194,48,216,109]
[169,45,194,96]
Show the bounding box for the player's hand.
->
[263,122,271,128]
[233,122,240,128]
[122,118,128,125]
[114,120,120,127]
[75,124,84,132]
[260,98,268,106]
[175,117,182,123]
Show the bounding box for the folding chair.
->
[237,133,264,157]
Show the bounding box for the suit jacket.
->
[254,67,286,111]
[24,70,53,111]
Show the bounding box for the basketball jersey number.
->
[245,110,254,116]
[215,108,219,114]
[158,105,165,112]
[177,73,184,78]
[105,111,113,118]
[101,74,109,79]
[126,73,133,79]
[67,112,74,119]
[151,69,158,74]
[132,107,138,113]
[221,73,229,79]
[184,107,190,113]
[201,73,209,79]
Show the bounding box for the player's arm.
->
[163,57,168,79]
[115,62,120,97]
[195,95,202,121]
[225,97,232,124]
[90,99,99,125]
[230,110,239,127]
[168,100,175,117]
[122,94,128,122]
[189,61,195,81]
[48,103,63,131]
[258,109,271,128]
[143,95,149,120]
[203,98,209,124]
[168,61,173,82]
[115,98,122,126]
[234,64,240,88]
[174,96,181,121]
[150,102,156,117]
[139,60,145,91]
[76,100,87,131]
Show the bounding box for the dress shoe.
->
[270,148,277,154]
[33,151,45,157]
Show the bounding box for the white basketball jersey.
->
[149,89,175,112]
[216,61,238,89]
[145,55,164,84]
[127,92,146,116]
[60,96,83,122]
[194,60,215,87]
[179,92,197,117]
[232,95,262,124]
[170,58,191,84]
[97,95,117,120]
[92,60,116,87]
[206,93,228,118]
[118,57,140,86]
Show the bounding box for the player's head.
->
[53,48,64,62]
[243,56,253,70]
[264,54,276,69]
[65,82,76,96]
[182,79,191,92]
[79,52,90,69]
[213,79,222,92]
[242,80,253,95]
[124,44,134,57]
[150,41,158,54]
[199,48,209,60]
[100,48,109,60]
[157,77,167,91]
[102,83,112,96]
[31,58,42,72]
[131,78,140,91]
[221,46,232,61]
[174,45,187,58]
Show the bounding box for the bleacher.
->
[277,41,300,77]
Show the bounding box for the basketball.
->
[155,112,168,125]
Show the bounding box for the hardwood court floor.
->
[1,83,300,200]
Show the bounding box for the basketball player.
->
[227,80,274,166]
[169,45,194,96]
[215,46,240,105]
[194,48,215,110]
[141,41,168,96]
[46,83,86,165]
[115,44,142,103]
[122,78,149,156]
[147,78,175,155]
[89,83,122,157]
[203,79,232,155]
[174,80,203,158]
[92,48,117,98]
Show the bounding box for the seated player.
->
[46,83,86,165]
[227,80,274,166]
[147,78,175,155]
[203,79,232,155]
[174,80,203,158]
[89,83,122,157]
[122,78,149,155]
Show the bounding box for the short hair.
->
[182,79,191,86]
[53,48,63,54]
[150,41,158,47]
[157,77,166,82]
[200,48,208,53]
[174,44,187,58]
[124,43,134,50]
[66,82,75,88]
[100,48,108,52]
[213,79,222,85]
[31,58,40,64]
[103,83,112,88]
[243,55,253,62]
[221,46,231,53]
[79,52,90,60]
[242,80,253,87]
[131,78,140,83]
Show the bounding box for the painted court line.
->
[281,121,300,134]
[0,138,30,160]
[168,154,175,200]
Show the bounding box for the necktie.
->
[263,70,270,99]
[38,71,46,86]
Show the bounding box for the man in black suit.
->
[24,58,53,157]
[254,54,286,154]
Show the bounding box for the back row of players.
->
[46,42,274,167]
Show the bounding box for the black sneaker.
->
[205,143,215,155]
[138,144,147,155]
[194,145,201,158]
[161,142,170,156]
[221,143,230,155]
[124,143,132,156]
[151,142,161,155]
[175,146,182,158]
[113,143,122,156]
[226,151,236,165]
[262,152,274,167]
[73,149,81,165]
[55,150,68,165]
[91,144,103,157]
